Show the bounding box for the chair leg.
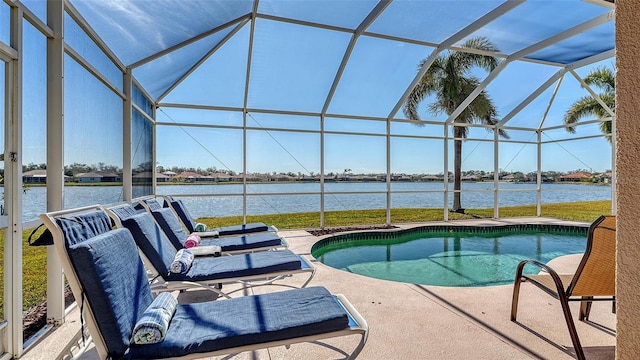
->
[511,277,523,321]
[559,295,585,360]
[579,296,593,321]
[612,296,616,314]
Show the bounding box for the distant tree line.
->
[18,162,610,181]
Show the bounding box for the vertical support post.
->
[493,129,499,219]
[242,111,247,223]
[241,7,257,224]
[319,114,325,228]
[45,0,65,332]
[151,99,157,196]
[537,130,542,216]
[6,4,24,356]
[386,117,391,225]
[443,124,449,221]
[122,69,132,202]
[0,57,8,357]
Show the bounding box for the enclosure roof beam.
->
[508,10,614,61]
[64,0,126,71]
[156,18,249,103]
[446,10,614,125]
[498,68,568,127]
[321,0,391,115]
[128,14,251,69]
[388,0,524,120]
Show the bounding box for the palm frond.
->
[583,66,615,93]
[563,96,606,133]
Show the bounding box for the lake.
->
[20,182,611,221]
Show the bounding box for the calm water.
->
[313,231,587,287]
[20,182,610,221]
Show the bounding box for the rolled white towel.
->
[169,249,194,274]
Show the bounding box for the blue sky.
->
[151,18,614,176]
[13,0,614,176]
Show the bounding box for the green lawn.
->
[197,200,612,229]
[0,200,611,320]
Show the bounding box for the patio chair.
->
[103,204,315,298]
[511,215,616,360]
[42,205,368,360]
[135,198,287,254]
[162,195,276,236]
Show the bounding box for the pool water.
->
[312,231,587,287]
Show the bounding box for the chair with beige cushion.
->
[511,215,616,360]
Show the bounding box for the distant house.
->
[595,172,612,183]
[174,171,202,182]
[156,173,171,182]
[199,174,215,182]
[210,172,232,182]
[300,176,317,182]
[23,169,47,184]
[271,173,295,181]
[557,172,592,182]
[232,173,263,182]
[98,172,121,182]
[162,171,177,178]
[75,172,103,183]
[421,175,441,182]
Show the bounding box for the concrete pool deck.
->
[22,217,616,359]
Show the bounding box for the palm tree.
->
[564,66,615,142]
[404,37,508,213]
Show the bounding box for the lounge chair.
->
[103,204,315,298]
[162,195,275,236]
[136,198,287,254]
[511,215,616,360]
[41,205,368,360]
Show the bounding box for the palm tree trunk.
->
[452,127,464,213]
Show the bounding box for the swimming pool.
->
[311,224,588,287]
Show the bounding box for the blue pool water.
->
[312,229,587,287]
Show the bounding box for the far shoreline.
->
[23,180,612,187]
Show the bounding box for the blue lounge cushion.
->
[167,198,198,232]
[142,198,163,211]
[148,207,191,249]
[150,207,283,252]
[209,222,269,236]
[168,197,269,235]
[128,286,349,358]
[57,210,113,248]
[167,249,302,281]
[121,212,178,275]
[66,228,153,358]
[131,292,178,345]
[109,204,145,222]
[207,232,283,252]
[120,212,302,281]
[60,210,353,359]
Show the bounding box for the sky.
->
[10,0,615,177]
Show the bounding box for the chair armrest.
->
[514,259,567,298]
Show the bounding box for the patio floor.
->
[21,217,616,360]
